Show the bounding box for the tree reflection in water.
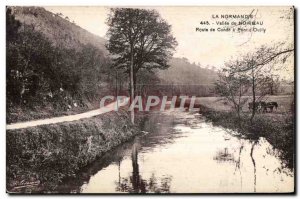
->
[250,141,258,192]
[213,141,258,192]
[213,147,235,163]
[115,138,172,193]
[234,144,244,191]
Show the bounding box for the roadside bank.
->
[7,108,146,193]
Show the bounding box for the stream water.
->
[58,110,294,193]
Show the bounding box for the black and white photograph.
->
[4,3,296,194]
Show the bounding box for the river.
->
[57,110,294,193]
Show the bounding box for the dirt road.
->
[7,98,128,130]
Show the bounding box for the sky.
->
[44,6,294,79]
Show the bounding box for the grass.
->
[7,106,90,124]
[195,95,294,113]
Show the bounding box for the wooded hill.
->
[159,57,218,85]
[7,6,112,123]
[11,6,107,51]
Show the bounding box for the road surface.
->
[7,98,128,130]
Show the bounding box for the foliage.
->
[11,6,107,51]
[6,7,21,42]
[263,75,280,95]
[106,8,177,88]
[7,8,110,118]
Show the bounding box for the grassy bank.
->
[7,109,146,193]
[200,105,294,169]
[7,105,91,124]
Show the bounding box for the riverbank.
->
[52,109,294,193]
[7,108,147,193]
[199,105,294,169]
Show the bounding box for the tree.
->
[215,60,250,125]
[216,43,293,124]
[263,75,280,95]
[106,8,177,124]
[238,44,293,123]
[6,7,21,43]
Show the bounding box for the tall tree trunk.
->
[237,79,242,128]
[270,84,274,95]
[115,70,119,108]
[250,66,256,124]
[133,71,137,95]
[130,44,135,124]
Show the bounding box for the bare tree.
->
[263,75,280,95]
[216,43,293,124]
[215,60,250,125]
[238,44,293,122]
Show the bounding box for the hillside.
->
[158,57,218,86]
[10,6,218,87]
[6,7,113,123]
[11,7,218,80]
[10,6,107,52]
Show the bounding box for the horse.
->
[250,101,278,113]
[264,102,278,113]
[248,101,267,113]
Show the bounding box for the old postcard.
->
[6,6,295,194]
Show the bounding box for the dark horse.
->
[248,101,266,113]
[248,101,278,113]
[264,102,278,112]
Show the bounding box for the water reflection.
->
[213,148,235,163]
[250,141,258,192]
[234,145,244,191]
[115,140,172,193]
[56,110,293,193]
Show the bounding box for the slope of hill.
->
[10,6,218,87]
[159,57,218,86]
[10,6,107,52]
[7,7,113,123]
